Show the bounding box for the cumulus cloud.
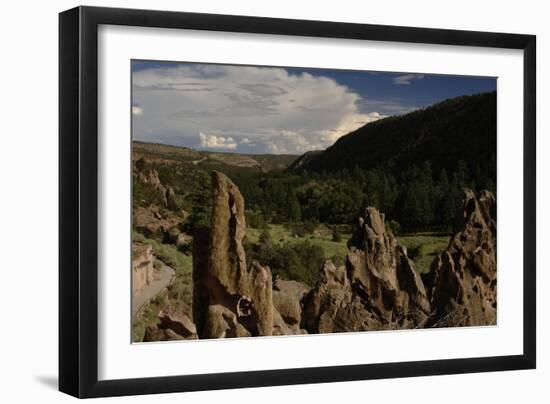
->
[393,74,424,85]
[198,132,237,150]
[357,98,418,116]
[132,105,143,116]
[132,64,384,154]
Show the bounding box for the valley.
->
[131,91,497,341]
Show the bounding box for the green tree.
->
[186,171,211,229]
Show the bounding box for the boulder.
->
[141,309,198,342]
[166,186,179,210]
[159,310,198,339]
[272,279,309,327]
[193,171,274,338]
[175,231,192,248]
[143,326,184,342]
[165,226,192,249]
[425,189,497,327]
[133,205,180,240]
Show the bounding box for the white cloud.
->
[393,74,424,85]
[132,105,143,116]
[358,98,418,115]
[132,64,384,154]
[198,132,237,150]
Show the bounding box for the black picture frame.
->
[59,6,536,398]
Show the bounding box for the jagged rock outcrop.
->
[189,175,496,339]
[424,189,497,327]
[301,260,356,332]
[135,167,179,209]
[302,207,430,333]
[132,243,158,296]
[193,172,274,338]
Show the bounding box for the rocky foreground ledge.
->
[145,171,497,340]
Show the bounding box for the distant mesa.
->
[133,140,299,172]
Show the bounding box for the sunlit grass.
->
[246,224,351,261]
[399,233,450,273]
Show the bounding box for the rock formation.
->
[135,167,179,209]
[424,189,497,327]
[190,173,497,339]
[143,310,198,341]
[272,279,309,335]
[193,171,274,338]
[302,207,431,333]
[133,205,181,240]
[132,243,158,296]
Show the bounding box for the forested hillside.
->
[290,91,496,177]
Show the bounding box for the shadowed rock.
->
[424,189,497,327]
[143,310,198,342]
[193,171,274,338]
[272,279,309,335]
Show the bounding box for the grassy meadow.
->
[399,233,450,273]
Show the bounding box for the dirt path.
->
[192,156,207,165]
[132,260,175,317]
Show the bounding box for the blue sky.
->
[132,60,496,155]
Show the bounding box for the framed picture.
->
[59,6,536,398]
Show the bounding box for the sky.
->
[132,60,496,155]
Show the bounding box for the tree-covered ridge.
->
[290,91,496,178]
[231,159,494,234]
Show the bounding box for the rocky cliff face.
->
[302,207,431,333]
[424,189,497,327]
[132,243,158,296]
[193,171,274,338]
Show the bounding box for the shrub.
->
[246,211,268,229]
[246,237,324,286]
[332,227,342,242]
[386,219,402,235]
[287,220,318,237]
[133,231,193,315]
[135,157,147,171]
[132,304,160,342]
